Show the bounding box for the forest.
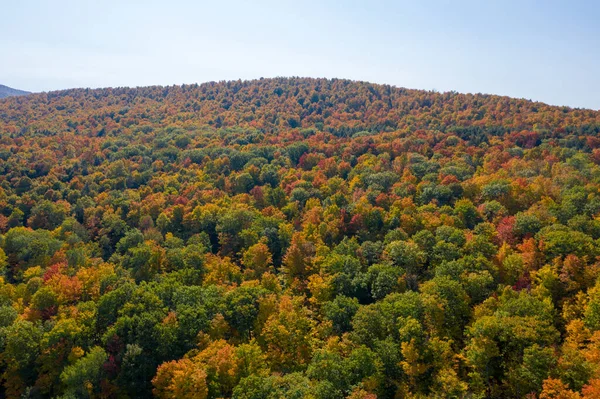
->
[0,77,600,398]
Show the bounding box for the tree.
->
[153,359,208,399]
[281,233,314,282]
[539,378,581,399]
[3,227,62,280]
[1,320,43,396]
[60,346,108,398]
[0,247,7,277]
[384,240,426,275]
[27,200,70,230]
[421,276,470,340]
[224,285,266,339]
[261,296,316,372]
[242,242,273,278]
[584,279,600,331]
[122,241,165,282]
[323,295,360,334]
[454,198,479,229]
[464,287,560,395]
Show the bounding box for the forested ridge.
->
[1,77,600,398]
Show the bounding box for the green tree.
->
[60,346,109,398]
[323,295,360,334]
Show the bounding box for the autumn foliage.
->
[0,77,599,398]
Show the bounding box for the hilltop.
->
[1,78,598,137]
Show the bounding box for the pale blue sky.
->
[2,0,599,109]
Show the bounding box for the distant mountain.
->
[0,84,30,99]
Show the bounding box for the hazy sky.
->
[2,0,599,109]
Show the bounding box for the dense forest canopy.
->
[1,77,600,398]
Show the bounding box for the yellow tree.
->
[261,295,316,372]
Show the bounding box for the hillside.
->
[0,77,600,398]
[0,84,30,99]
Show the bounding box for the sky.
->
[2,0,599,109]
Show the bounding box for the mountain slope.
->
[0,84,30,99]
[1,78,600,398]
[0,77,598,139]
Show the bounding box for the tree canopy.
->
[0,77,600,398]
